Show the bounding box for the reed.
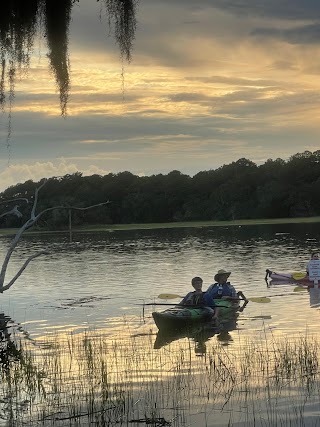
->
[0,329,320,426]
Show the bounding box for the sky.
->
[1,0,320,191]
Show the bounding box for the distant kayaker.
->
[206,269,247,302]
[306,252,319,275]
[180,276,207,306]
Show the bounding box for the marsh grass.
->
[1,330,320,426]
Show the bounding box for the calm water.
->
[0,222,319,341]
[1,223,320,426]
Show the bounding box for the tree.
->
[0,0,138,116]
[0,179,110,293]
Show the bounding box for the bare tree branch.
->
[31,179,47,220]
[0,180,111,293]
[1,251,49,292]
[0,205,23,219]
[0,197,29,220]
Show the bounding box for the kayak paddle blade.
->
[157,293,182,299]
[292,272,306,280]
[248,297,271,303]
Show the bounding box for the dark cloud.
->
[215,90,320,117]
[153,0,320,21]
[2,84,317,160]
[252,23,320,45]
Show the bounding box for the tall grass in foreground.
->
[1,331,320,426]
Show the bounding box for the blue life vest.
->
[205,282,236,300]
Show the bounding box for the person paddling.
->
[205,269,247,302]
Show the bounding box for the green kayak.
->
[152,299,239,331]
[152,306,215,330]
[214,299,240,315]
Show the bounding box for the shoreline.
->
[1,216,320,236]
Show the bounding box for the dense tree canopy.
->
[1,151,320,228]
[0,0,138,116]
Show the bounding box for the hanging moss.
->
[0,0,40,110]
[44,0,72,116]
[0,0,137,116]
[101,0,138,62]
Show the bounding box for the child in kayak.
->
[180,276,207,306]
[180,276,219,318]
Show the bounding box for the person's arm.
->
[235,290,249,312]
[203,291,215,307]
[179,292,191,305]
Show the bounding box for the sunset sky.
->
[0,0,320,191]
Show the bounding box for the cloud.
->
[185,75,280,87]
[1,0,320,190]
[0,161,111,192]
[190,0,320,21]
[252,23,320,45]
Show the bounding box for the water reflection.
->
[0,312,24,369]
[153,306,244,355]
[154,322,218,354]
[309,287,320,308]
[267,277,320,309]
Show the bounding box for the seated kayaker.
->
[180,276,207,306]
[180,277,219,318]
[206,269,246,302]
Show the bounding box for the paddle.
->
[266,270,306,281]
[292,272,307,280]
[274,271,307,280]
[139,302,230,308]
[158,291,309,303]
[247,287,309,303]
[157,293,271,303]
[158,293,184,299]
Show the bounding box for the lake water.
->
[1,223,320,426]
[0,223,319,340]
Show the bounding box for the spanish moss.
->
[102,0,138,62]
[0,0,40,110]
[0,0,138,119]
[44,0,72,116]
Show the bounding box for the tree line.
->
[1,150,320,229]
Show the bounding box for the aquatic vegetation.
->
[0,330,320,425]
